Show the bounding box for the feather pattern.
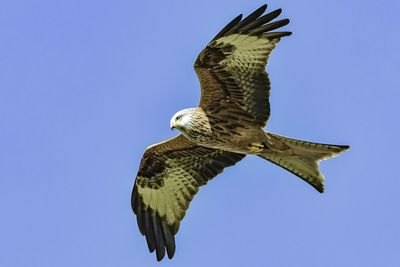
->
[132,135,245,261]
[132,4,351,262]
[133,4,292,261]
[195,5,291,127]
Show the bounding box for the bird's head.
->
[170,108,196,131]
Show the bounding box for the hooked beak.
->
[170,121,175,130]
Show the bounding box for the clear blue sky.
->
[1,0,399,266]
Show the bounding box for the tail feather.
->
[260,133,349,192]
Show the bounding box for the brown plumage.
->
[132,4,349,261]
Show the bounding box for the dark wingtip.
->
[279,18,290,28]
[255,4,268,14]
[334,144,350,154]
[156,249,165,262]
[341,145,350,151]
[260,3,268,9]
[212,13,243,41]
[317,185,324,193]
[167,248,176,259]
[136,197,177,261]
[162,221,176,259]
[263,31,292,39]
[153,215,166,261]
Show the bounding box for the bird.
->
[131,4,349,261]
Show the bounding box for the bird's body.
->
[131,4,349,261]
[171,106,267,154]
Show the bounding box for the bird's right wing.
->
[132,134,245,261]
[194,4,291,127]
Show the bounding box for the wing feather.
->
[249,19,290,34]
[212,14,243,41]
[195,5,291,127]
[240,9,283,32]
[225,4,268,35]
[132,135,245,261]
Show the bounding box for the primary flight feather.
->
[131,4,349,261]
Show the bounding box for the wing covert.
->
[131,135,245,261]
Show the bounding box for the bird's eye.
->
[176,115,182,121]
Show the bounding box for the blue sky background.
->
[1,0,399,266]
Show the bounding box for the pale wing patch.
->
[137,166,199,226]
[215,34,279,72]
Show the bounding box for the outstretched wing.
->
[195,4,291,127]
[131,135,245,261]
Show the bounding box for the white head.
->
[170,107,212,141]
[170,108,197,130]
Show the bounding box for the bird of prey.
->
[131,4,349,261]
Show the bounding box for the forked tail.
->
[259,132,349,192]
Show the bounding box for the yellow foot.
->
[248,142,264,153]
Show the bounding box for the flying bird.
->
[131,4,349,261]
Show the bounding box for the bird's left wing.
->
[195,4,291,127]
[132,134,245,261]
